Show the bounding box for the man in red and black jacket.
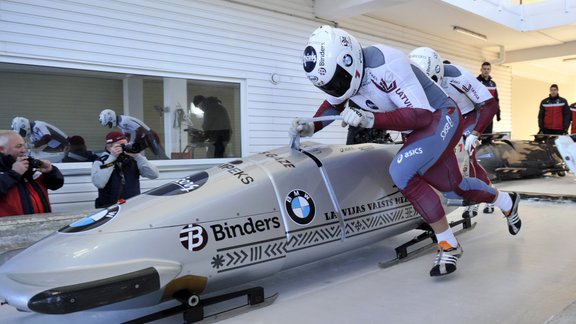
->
[0,130,64,217]
[477,61,500,135]
[569,102,576,135]
[538,84,571,135]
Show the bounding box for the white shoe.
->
[504,192,521,235]
[462,205,478,218]
[483,203,494,214]
[429,241,463,277]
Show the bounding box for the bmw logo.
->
[62,205,120,233]
[285,189,316,225]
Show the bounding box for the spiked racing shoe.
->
[462,205,478,219]
[504,192,521,235]
[483,203,495,214]
[429,241,463,277]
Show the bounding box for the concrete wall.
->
[0,213,85,254]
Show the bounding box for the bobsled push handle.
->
[290,115,343,150]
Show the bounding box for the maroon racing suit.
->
[312,45,497,224]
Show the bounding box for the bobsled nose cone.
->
[28,267,161,314]
[0,258,183,314]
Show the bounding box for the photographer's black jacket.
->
[0,153,64,216]
[91,152,159,208]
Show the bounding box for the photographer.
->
[0,130,64,217]
[91,131,159,208]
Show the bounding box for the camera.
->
[27,157,44,169]
[121,143,142,154]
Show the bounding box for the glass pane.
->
[0,63,242,161]
[180,80,241,159]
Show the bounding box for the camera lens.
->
[27,157,43,168]
[121,143,141,153]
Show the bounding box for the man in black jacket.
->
[193,95,231,158]
[476,61,501,135]
[476,62,501,214]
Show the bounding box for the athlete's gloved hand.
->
[464,133,479,155]
[288,118,314,138]
[341,107,374,128]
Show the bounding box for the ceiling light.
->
[452,26,487,41]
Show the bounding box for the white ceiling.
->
[314,0,576,78]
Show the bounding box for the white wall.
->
[509,65,576,139]
[0,0,517,152]
[511,76,552,139]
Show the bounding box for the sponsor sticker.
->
[285,189,316,225]
[303,45,317,73]
[180,224,208,252]
[61,205,120,232]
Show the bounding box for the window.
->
[0,63,241,161]
[184,80,240,159]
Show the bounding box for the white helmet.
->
[11,117,31,138]
[409,47,444,84]
[302,25,364,101]
[99,109,117,128]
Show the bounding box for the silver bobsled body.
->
[0,140,454,314]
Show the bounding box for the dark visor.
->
[317,64,352,98]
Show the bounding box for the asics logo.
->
[440,115,454,141]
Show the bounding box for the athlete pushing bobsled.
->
[99,109,170,160]
[292,25,521,276]
[409,47,501,218]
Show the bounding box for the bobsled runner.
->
[476,133,569,181]
[0,116,471,322]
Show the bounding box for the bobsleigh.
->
[554,135,576,174]
[475,133,569,181]
[0,117,465,321]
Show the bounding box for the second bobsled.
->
[476,133,569,181]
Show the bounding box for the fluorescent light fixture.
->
[563,57,576,62]
[452,26,487,41]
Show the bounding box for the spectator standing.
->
[62,135,98,163]
[538,84,570,135]
[476,62,500,134]
[91,131,159,208]
[569,102,576,135]
[193,95,231,158]
[0,130,64,217]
